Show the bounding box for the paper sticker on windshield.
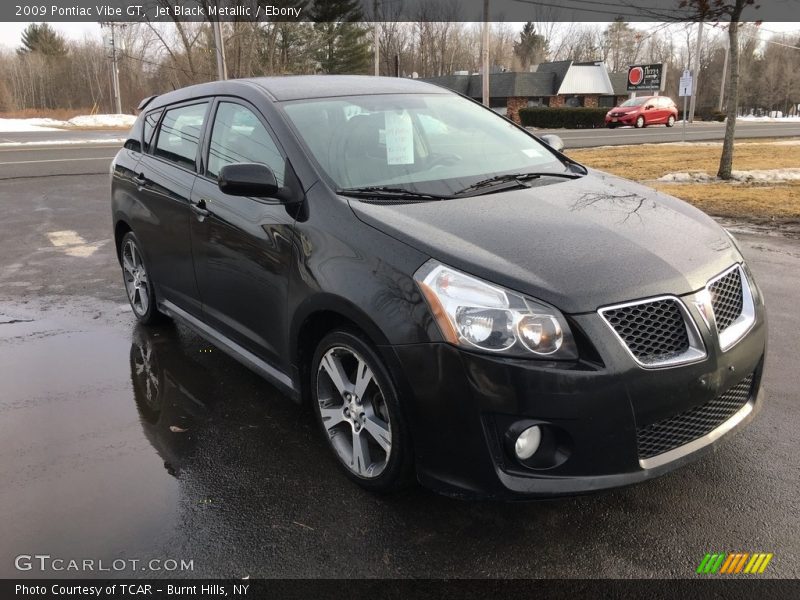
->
[385,111,414,165]
[522,148,542,158]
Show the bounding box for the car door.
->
[189,98,297,368]
[134,101,210,316]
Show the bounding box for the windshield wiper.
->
[454,171,583,197]
[337,186,451,202]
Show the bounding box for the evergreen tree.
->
[18,23,68,57]
[311,0,371,74]
[514,23,548,70]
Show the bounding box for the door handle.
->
[190,199,211,218]
[133,173,147,187]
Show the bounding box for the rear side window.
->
[207,102,285,186]
[142,109,163,154]
[154,103,209,170]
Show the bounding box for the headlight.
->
[414,260,578,359]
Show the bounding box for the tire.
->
[635,115,645,128]
[311,329,413,492]
[607,124,617,129]
[120,231,165,325]
[667,115,676,127]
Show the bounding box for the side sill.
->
[160,299,300,402]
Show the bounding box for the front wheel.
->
[635,115,645,128]
[120,231,165,325]
[667,115,676,127]
[311,329,413,492]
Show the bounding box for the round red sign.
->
[628,66,644,86]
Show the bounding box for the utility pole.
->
[373,0,380,76]
[689,19,704,122]
[718,33,729,112]
[212,13,228,80]
[101,22,123,114]
[481,0,490,106]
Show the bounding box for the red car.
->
[605,96,678,128]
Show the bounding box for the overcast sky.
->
[0,20,798,51]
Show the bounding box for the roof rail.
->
[137,95,158,111]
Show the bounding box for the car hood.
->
[347,170,741,313]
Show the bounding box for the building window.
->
[565,96,583,107]
[599,96,616,108]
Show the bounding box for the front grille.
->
[601,299,690,365]
[637,373,754,460]
[709,267,744,331]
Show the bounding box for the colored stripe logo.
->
[697,552,773,574]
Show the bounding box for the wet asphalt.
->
[0,171,798,579]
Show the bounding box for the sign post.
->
[679,69,693,143]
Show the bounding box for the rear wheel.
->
[635,115,645,128]
[311,329,413,492]
[120,231,165,325]
[667,115,676,127]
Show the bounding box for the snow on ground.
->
[66,114,136,128]
[0,114,135,132]
[658,168,800,183]
[0,138,126,148]
[0,118,65,132]
[738,115,800,122]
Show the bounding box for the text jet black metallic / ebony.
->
[111,76,767,499]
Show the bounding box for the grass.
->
[568,140,800,222]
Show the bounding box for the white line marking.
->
[46,230,109,257]
[0,156,115,165]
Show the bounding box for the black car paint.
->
[112,76,767,499]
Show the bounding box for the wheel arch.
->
[114,219,133,263]
[291,294,394,402]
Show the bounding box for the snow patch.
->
[738,115,800,122]
[0,118,64,132]
[0,113,135,132]
[0,138,125,148]
[67,114,136,128]
[658,168,800,183]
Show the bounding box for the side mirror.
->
[540,134,565,152]
[218,163,279,198]
[645,104,654,110]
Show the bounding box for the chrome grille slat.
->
[636,373,754,460]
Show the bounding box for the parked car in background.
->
[606,96,679,128]
[111,76,766,498]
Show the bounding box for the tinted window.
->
[154,103,208,170]
[207,102,285,186]
[143,109,163,154]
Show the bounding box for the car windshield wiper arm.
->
[337,186,451,201]
[454,171,583,196]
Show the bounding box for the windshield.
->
[282,93,570,196]
[620,97,649,107]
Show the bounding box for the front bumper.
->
[386,295,767,499]
[606,113,638,126]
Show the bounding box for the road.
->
[0,138,798,579]
[533,120,800,147]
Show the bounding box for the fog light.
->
[514,425,542,460]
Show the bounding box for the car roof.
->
[245,75,450,101]
[144,75,451,110]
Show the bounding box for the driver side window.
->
[207,102,285,187]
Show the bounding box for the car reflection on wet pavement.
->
[1,277,799,578]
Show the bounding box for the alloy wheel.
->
[636,116,645,128]
[122,239,150,317]
[316,346,392,478]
